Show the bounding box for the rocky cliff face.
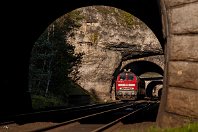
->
[66,6,163,101]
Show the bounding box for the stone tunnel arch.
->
[146,81,163,98]
[2,0,198,128]
[4,0,165,119]
[112,60,164,99]
[121,55,165,73]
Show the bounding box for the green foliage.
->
[148,122,198,132]
[29,10,85,109]
[88,32,100,45]
[95,6,146,29]
[56,10,84,31]
[119,11,135,26]
[31,94,65,110]
[117,122,198,132]
[95,6,115,15]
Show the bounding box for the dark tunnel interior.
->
[1,0,165,115]
[121,61,164,76]
[146,81,163,97]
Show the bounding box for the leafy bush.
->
[31,94,66,110]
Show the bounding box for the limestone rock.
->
[66,6,162,101]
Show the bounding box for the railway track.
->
[29,102,135,131]
[0,101,123,127]
[0,101,121,125]
[0,101,158,132]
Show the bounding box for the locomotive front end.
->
[115,70,138,100]
[116,83,137,100]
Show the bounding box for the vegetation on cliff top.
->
[94,6,147,28]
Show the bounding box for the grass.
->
[148,122,198,132]
[118,122,198,132]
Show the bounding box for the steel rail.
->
[0,101,121,124]
[0,121,16,126]
[29,103,134,132]
[91,103,152,132]
[16,101,121,117]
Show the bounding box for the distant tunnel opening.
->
[121,60,164,76]
[112,60,164,100]
[146,81,163,98]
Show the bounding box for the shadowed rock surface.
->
[62,6,163,101]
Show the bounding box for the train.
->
[115,69,146,100]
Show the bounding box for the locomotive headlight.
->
[118,84,126,86]
[129,84,135,86]
[117,92,122,96]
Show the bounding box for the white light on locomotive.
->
[118,84,135,86]
[117,92,122,95]
[129,84,135,86]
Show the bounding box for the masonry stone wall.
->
[157,0,198,128]
[121,55,164,70]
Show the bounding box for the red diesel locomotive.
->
[115,69,145,100]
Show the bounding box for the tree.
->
[29,10,83,104]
